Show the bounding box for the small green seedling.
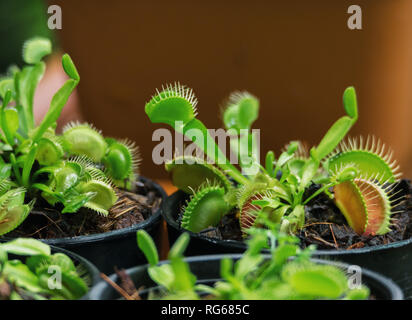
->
[0,238,88,300]
[0,38,141,236]
[136,227,370,300]
[145,83,403,237]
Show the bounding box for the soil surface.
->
[7,180,162,239]
[298,179,412,249]
[181,179,412,250]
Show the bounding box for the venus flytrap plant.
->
[0,238,88,300]
[136,228,370,300]
[146,83,404,240]
[0,37,141,236]
[145,83,248,186]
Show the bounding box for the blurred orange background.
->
[10,0,412,184]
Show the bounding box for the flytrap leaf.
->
[36,136,64,166]
[62,122,107,162]
[222,91,259,131]
[326,136,401,183]
[166,156,231,193]
[312,86,358,161]
[333,178,395,235]
[145,83,198,127]
[0,238,51,256]
[0,78,14,99]
[2,260,45,293]
[137,230,159,266]
[181,184,230,233]
[78,180,118,216]
[33,79,78,142]
[62,54,80,81]
[16,61,46,132]
[103,138,140,182]
[343,86,358,119]
[0,189,31,236]
[282,263,348,299]
[22,38,52,64]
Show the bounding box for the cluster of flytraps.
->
[145,82,403,238]
[0,38,140,236]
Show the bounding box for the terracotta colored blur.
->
[53,0,412,179]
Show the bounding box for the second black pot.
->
[163,190,412,299]
[86,254,403,300]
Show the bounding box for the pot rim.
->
[88,253,403,300]
[2,176,167,246]
[163,190,412,256]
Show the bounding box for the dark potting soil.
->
[7,180,162,239]
[298,179,412,250]
[182,179,412,250]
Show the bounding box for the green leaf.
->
[61,192,96,214]
[299,159,319,189]
[237,94,259,129]
[165,156,231,193]
[145,84,197,127]
[16,62,46,132]
[2,260,44,293]
[170,256,196,291]
[343,86,358,120]
[265,151,275,177]
[234,254,263,279]
[4,108,19,136]
[148,264,174,290]
[52,162,82,194]
[26,254,52,274]
[283,263,348,299]
[312,87,358,161]
[327,150,397,183]
[62,123,107,162]
[62,54,80,81]
[345,286,370,300]
[0,78,14,99]
[137,230,159,266]
[51,253,77,273]
[22,144,38,187]
[222,91,259,131]
[36,137,64,166]
[103,139,135,180]
[33,79,78,142]
[0,238,51,256]
[22,38,52,64]
[168,232,190,259]
[313,116,354,161]
[1,91,16,145]
[0,202,31,236]
[0,248,7,263]
[220,257,234,279]
[78,180,118,216]
[180,185,230,233]
[38,268,88,300]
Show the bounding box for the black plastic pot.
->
[86,254,403,300]
[3,176,166,275]
[4,244,100,299]
[163,190,412,299]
